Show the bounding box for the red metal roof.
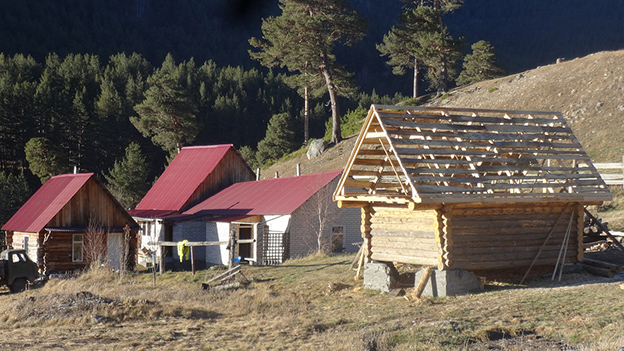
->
[127,209,177,219]
[2,173,93,232]
[179,170,342,217]
[134,145,234,212]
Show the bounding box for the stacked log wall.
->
[369,207,440,266]
[443,202,582,270]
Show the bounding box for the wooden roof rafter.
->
[334,105,612,205]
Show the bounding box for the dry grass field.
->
[1,253,623,350]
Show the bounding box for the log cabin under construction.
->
[333,105,612,272]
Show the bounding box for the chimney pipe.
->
[275,171,279,178]
[73,166,78,174]
[296,163,301,176]
[256,168,260,181]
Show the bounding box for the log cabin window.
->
[72,234,84,262]
[23,236,29,253]
[331,226,344,253]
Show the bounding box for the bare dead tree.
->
[121,224,131,277]
[85,217,108,269]
[300,180,342,255]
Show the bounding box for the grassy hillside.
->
[265,49,624,228]
[428,50,624,163]
[1,253,623,350]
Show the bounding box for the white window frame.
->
[72,234,84,262]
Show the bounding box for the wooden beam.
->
[191,246,195,276]
[337,200,369,208]
[520,204,572,284]
[412,267,433,299]
[157,241,227,246]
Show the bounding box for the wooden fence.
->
[594,156,624,186]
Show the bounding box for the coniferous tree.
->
[0,54,39,170]
[385,0,463,95]
[238,145,259,171]
[282,64,325,144]
[457,40,505,85]
[250,0,366,144]
[418,0,464,94]
[131,54,200,154]
[377,6,438,98]
[0,171,30,227]
[256,112,297,165]
[104,142,150,209]
[24,137,69,183]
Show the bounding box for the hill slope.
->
[264,49,624,181]
[430,49,624,162]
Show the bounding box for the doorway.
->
[107,232,122,270]
[237,224,254,262]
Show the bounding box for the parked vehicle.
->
[0,249,39,293]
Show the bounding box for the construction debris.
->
[201,265,249,290]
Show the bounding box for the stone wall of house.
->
[206,222,229,266]
[10,231,40,265]
[172,220,207,270]
[289,180,362,258]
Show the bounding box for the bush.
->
[323,107,367,141]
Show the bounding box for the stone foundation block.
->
[414,269,481,297]
[363,262,397,292]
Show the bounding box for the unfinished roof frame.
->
[334,105,611,207]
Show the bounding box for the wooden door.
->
[107,233,122,271]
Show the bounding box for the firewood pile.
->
[583,211,624,249]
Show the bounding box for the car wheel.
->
[9,278,27,293]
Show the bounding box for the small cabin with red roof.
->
[2,173,140,273]
[129,145,256,266]
[167,170,361,268]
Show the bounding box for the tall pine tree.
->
[383,0,463,95]
[131,54,200,154]
[377,6,439,98]
[249,0,366,144]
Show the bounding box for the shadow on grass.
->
[277,260,351,274]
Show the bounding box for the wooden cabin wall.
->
[47,178,136,228]
[37,230,138,273]
[41,232,86,272]
[442,202,583,271]
[369,207,441,266]
[184,149,256,211]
